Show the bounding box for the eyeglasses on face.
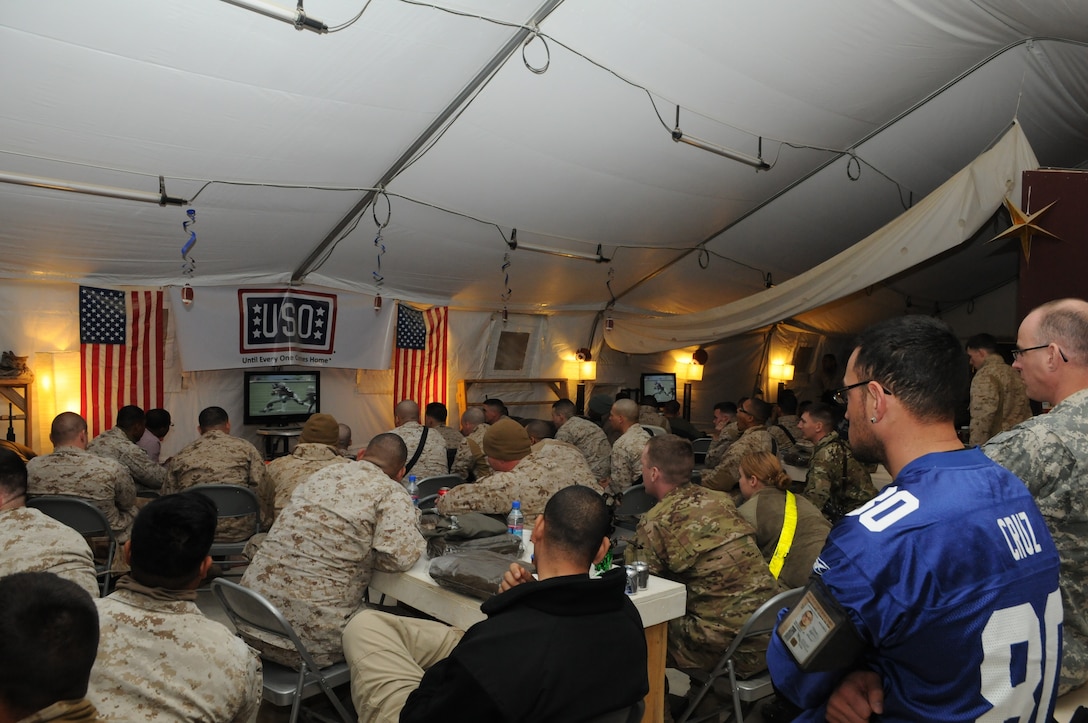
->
[1011,343,1068,362]
[832,381,894,406]
[737,407,753,417]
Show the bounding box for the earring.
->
[870,417,877,424]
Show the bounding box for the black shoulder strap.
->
[406,426,429,473]
[776,423,796,444]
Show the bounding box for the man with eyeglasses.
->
[984,297,1088,696]
[700,397,774,497]
[769,315,1060,722]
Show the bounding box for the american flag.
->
[394,303,448,407]
[79,286,164,438]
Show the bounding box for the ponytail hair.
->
[739,450,790,491]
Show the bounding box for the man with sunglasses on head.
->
[769,315,1061,722]
[700,397,774,497]
[985,297,1088,696]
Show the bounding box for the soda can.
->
[624,565,639,595]
[438,487,450,497]
[633,561,649,590]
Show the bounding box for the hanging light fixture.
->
[220,0,328,33]
[672,106,769,171]
[0,171,187,206]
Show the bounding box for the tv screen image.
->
[243,371,320,427]
[641,372,677,403]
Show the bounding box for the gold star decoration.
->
[987,197,1060,264]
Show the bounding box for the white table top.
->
[370,534,687,632]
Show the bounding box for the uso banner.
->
[168,286,395,371]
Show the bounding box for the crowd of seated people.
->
[4,297,1086,722]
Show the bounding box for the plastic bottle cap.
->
[512,500,520,509]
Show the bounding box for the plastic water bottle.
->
[407,475,419,507]
[506,500,524,538]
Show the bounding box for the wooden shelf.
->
[0,378,32,449]
[457,378,569,414]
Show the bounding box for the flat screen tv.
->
[243,370,320,427]
[641,372,677,403]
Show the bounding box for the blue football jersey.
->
[769,447,1062,722]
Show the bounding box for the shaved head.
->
[50,412,87,447]
[363,433,409,480]
[394,400,420,426]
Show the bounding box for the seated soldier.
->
[28,412,137,543]
[388,400,449,479]
[661,399,701,441]
[259,412,350,524]
[165,406,270,541]
[736,451,830,589]
[436,418,599,525]
[606,399,651,496]
[700,397,775,497]
[88,492,262,721]
[551,398,611,480]
[635,435,777,685]
[797,402,877,522]
[0,448,99,598]
[241,433,425,668]
[0,571,103,723]
[343,485,648,723]
[456,407,491,480]
[87,405,168,491]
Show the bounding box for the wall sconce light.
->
[373,294,382,312]
[181,284,195,307]
[579,360,597,381]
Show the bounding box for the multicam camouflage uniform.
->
[704,420,740,469]
[437,442,599,525]
[634,483,778,675]
[555,414,612,480]
[390,421,449,479]
[984,387,1088,694]
[768,415,799,457]
[802,430,877,522]
[164,429,270,542]
[737,487,830,589]
[969,353,1033,446]
[0,507,100,597]
[27,446,137,542]
[89,577,262,722]
[608,424,651,496]
[240,460,424,667]
[260,442,350,524]
[88,426,168,491]
[701,426,774,495]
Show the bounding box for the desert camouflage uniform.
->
[984,387,1088,694]
[88,425,168,491]
[458,422,492,480]
[556,414,612,480]
[27,446,137,542]
[437,443,599,525]
[240,460,424,667]
[802,430,877,521]
[701,426,774,494]
[634,483,778,675]
[969,352,1033,446]
[165,430,269,541]
[737,487,830,589]
[608,423,651,496]
[391,421,449,479]
[259,442,350,524]
[704,420,740,469]
[89,577,261,722]
[639,405,670,432]
[0,507,100,597]
[432,423,463,451]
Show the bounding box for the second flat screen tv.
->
[641,372,677,403]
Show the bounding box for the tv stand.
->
[256,426,302,459]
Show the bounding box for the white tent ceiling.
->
[3,1,1088,337]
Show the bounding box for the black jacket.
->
[401,567,649,722]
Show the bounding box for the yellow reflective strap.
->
[769,491,798,579]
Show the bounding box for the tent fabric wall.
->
[605,122,1038,353]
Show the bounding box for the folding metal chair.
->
[692,437,713,465]
[28,495,116,596]
[190,484,261,572]
[211,579,353,723]
[613,484,658,532]
[642,425,668,438]
[678,587,806,723]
